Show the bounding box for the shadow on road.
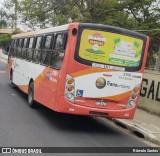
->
[9,85,122,137]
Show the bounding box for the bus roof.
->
[12,22,146,39]
[36,24,69,35]
[12,24,69,38]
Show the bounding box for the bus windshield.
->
[78,29,144,68]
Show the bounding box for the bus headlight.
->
[65,75,75,103]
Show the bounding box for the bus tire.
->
[28,82,36,108]
[10,70,16,88]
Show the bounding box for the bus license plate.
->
[95,100,107,106]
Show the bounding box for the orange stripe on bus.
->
[18,85,28,93]
[18,67,48,94]
[34,67,49,90]
[71,67,114,77]
[101,90,132,101]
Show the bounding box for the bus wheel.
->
[10,71,16,88]
[28,82,36,108]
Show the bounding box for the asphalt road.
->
[0,61,158,156]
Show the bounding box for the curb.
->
[113,119,160,146]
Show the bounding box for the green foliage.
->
[2,0,160,67]
[0,20,7,28]
[0,9,8,28]
[0,34,11,49]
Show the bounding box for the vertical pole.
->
[14,0,17,30]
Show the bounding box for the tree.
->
[121,0,160,67]
[3,0,19,30]
[0,9,7,28]
[0,34,11,49]
[3,0,160,67]
[19,0,55,29]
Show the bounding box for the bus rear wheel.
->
[28,82,36,108]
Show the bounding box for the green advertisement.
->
[79,29,144,67]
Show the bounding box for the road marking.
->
[0,71,6,74]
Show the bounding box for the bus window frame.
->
[11,30,68,69]
[44,34,54,49]
[40,34,55,67]
[23,38,29,48]
[26,37,35,62]
[32,35,43,64]
[21,37,29,60]
[13,39,19,57]
[50,32,68,70]
[18,38,24,58]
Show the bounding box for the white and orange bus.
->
[7,23,149,119]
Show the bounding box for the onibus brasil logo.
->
[86,33,106,54]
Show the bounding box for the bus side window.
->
[13,39,19,57]
[22,38,28,59]
[50,34,67,69]
[33,36,42,63]
[11,39,15,46]
[8,39,14,62]
[20,38,24,58]
[40,35,53,66]
[9,39,15,57]
[16,39,20,58]
[16,38,23,58]
[26,37,34,61]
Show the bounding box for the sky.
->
[0,0,31,31]
[0,0,4,8]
